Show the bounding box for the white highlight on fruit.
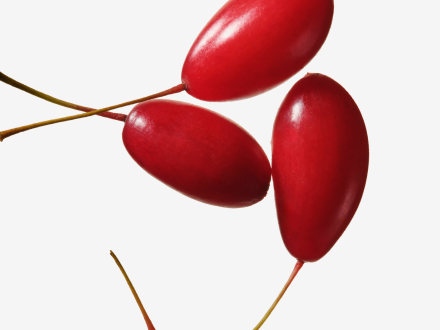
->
[216,10,255,45]
[193,8,257,55]
[290,99,304,124]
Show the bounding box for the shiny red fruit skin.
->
[122,99,271,208]
[272,73,369,263]
[182,0,334,102]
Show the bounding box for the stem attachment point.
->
[253,260,304,330]
[0,84,185,141]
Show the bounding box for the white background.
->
[0,0,439,329]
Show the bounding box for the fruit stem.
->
[253,260,304,330]
[0,71,126,121]
[0,83,185,142]
[110,250,156,330]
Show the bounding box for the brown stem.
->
[110,250,156,330]
[0,71,126,121]
[253,260,304,330]
[0,83,185,142]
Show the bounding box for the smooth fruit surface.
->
[182,0,334,102]
[272,73,369,262]
[123,99,271,208]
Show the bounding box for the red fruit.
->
[182,0,334,102]
[272,73,369,263]
[122,99,271,208]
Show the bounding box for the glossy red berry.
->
[122,99,271,208]
[182,0,334,102]
[272,73,369,263]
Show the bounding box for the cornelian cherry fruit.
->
[224,74,369,329]
[122,99,271,208]
[272,73,369,262]
[182,0,334,101]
